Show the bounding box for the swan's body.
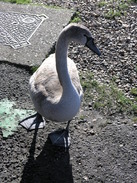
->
[29,54,82,122]
[20,23,101,147]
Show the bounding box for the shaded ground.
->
[0,0,137,183]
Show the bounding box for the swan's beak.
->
[85,38,101,56]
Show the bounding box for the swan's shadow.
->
[20,128,73,183]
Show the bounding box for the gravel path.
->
[0,0,137,183]
[33,0,137,96]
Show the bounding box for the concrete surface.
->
[0,2,74,66]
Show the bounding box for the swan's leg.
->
[19,113,45,131]
[48,120,71,148]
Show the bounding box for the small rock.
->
[133,10,137,17]
[90,11,99,17]
[122,23,130,28]
[102,60,108,66]
[119,51,125,56]
[83,175,89,181]
[92,118,97,122]
[126,36,131,43]
[119,144,124,147]
[88,129,95,135]
[133,124,137,128]
[90,124,94,129]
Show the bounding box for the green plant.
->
[98,0,132,19]
[131,88,137,96]
[98,0,107,7]
[30,65,39,73]
[80,71,137,116]
[119,2,128,10]
[70,12,81,23]
[79,115,85,120]
[105,8,121,18]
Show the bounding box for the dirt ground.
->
[0,63,137,183]
[0,0,137,182]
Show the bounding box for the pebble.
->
[88,129,95,135]
[92,119,97,123]
[133,124,137,128]
[83,175,89,181]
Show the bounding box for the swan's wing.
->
[29,55,83,107]
[29,54,62,104]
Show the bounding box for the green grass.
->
[131,88,137,96]
[119,2,129,10]
[98,0,135,19]
[79,115,85,121]
[105,8,122,19]
[98,1,107,7]
[30,65,39,74]
[70,11,81,23]
[1,0,31,4]
[81,71,137,116]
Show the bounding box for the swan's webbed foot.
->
[19,113,45,131]
[48,120,71,148]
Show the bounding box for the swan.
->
[20,23,101,147]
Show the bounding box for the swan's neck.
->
[55,34,72,90]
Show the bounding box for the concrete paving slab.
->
[0,2,74,66]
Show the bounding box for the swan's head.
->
[64,23,101,56]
